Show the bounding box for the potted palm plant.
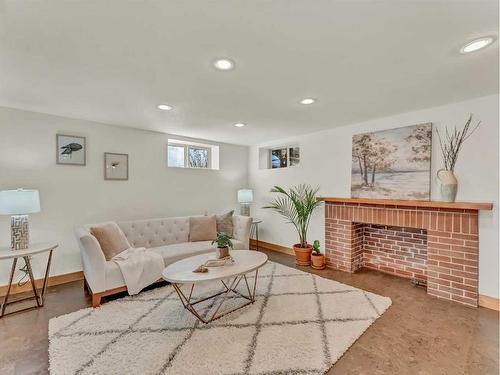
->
[264,184,321,266]
[212,232,233,259]
[311,240,325,270]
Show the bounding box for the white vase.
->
[437,169,458,202]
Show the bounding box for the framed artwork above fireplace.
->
[351,123,432,200]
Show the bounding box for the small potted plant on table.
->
[311,240,325,270]
[212,232,233,259]
[264,184,321,266]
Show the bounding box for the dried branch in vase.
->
[436,114,480,172]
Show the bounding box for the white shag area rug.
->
[49,261,391,375]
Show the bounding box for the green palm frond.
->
[263,184,321,247]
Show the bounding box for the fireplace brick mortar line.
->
[324,202,479,307]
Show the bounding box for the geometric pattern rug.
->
[49,261,391,375]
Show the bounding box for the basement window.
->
[259,145,300,169]
[167,139,219,170]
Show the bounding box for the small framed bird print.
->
[56,134,86,166]
[104,152,129,180]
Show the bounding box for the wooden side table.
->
[250,219,262,251]
[0,242,58,317]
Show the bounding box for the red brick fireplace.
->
[319,198,493,307]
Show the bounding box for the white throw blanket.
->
[112,247,164,295]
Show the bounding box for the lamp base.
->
[240,204,250,217]
[11,215,29,250]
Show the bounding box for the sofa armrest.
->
[75,229,107,294]
[232,215,252,249]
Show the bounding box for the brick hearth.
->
[320,198,493,307]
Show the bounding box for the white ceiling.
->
[0,0,498,145]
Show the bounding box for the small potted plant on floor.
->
[311,240,325,270]
[264,184,321,266]
[212,232,233,259]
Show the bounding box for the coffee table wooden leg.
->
[243,275,253,303]
[187,284,194,303]
[221,275,244,293]
[172,271,261,324]
[172,284,188,308]
[252,269,259,301]
[209,275,241,321]
[172,283,209,324]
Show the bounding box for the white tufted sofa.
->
[75,215,252,307]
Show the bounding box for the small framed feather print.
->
[104,153,129,180]
[56,134,86,166]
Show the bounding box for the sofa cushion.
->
[216,210,234,237]
[151,241,214,266]
[189,215,217,242]
[90,223,130,260]
[118,217,190,248]
[150,239,245,267]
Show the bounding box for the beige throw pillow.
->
[90,223,131,261]
[216,210,234,237]
[190,215,217,242]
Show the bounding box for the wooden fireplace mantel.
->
[317,197,493,211]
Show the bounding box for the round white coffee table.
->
[162,250,268,324]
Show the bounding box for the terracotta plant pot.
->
[293,244,312,266]
[216,246,230,259]
[311,253,326,270]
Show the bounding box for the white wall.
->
[0,107,248,284]
[249,94,499,299]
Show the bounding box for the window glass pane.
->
[168,145,185,167]
[188,147,209,168]
[271,148,287,168]
[289,147,300,166]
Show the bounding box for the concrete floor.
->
[0,249,498,375]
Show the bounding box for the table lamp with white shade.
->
[0,189,40,250]
[237,189,253,216]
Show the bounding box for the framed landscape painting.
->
[56,134,86,166]
[351,123,432,200]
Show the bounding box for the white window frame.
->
[168,142,212,169]
[269,145,300,169]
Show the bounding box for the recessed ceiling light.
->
[460,37,495,54]
[299,98,316,105]
[233,123,245,127]
[157,104,173,111]
[213,58,235,71]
